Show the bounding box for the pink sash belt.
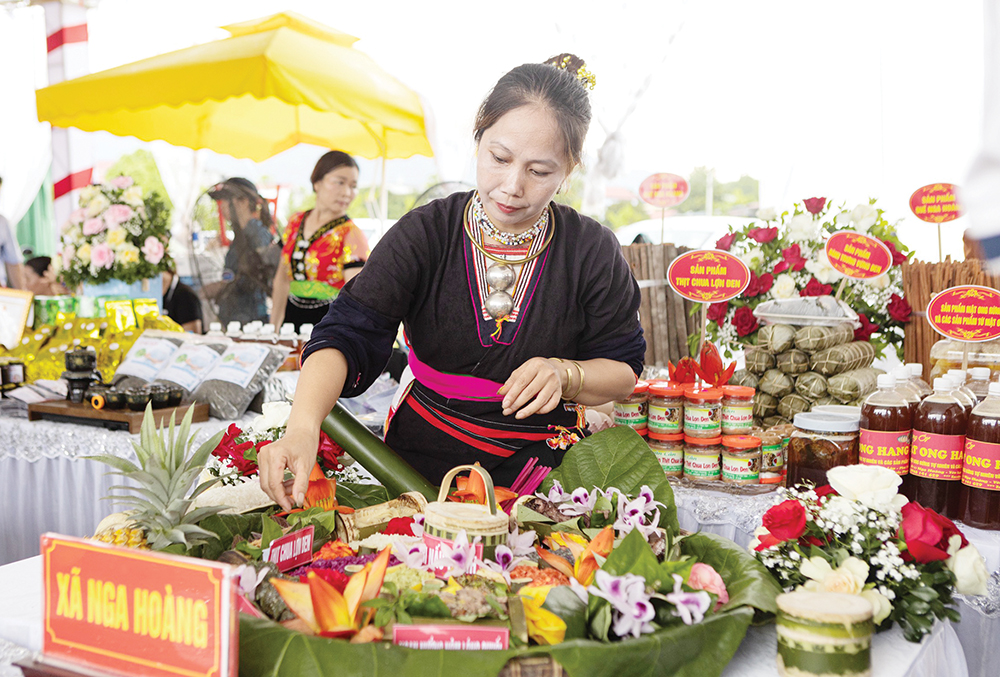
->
[408,350,504,402]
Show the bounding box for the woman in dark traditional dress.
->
[260,54,645,510]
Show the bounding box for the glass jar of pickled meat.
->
[787,413,860,488]
[684,387,722,438]
[614,380,649,436]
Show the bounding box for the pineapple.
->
[89,404,228,552]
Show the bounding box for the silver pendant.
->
[486,263,516,291]
[485,290,514,319]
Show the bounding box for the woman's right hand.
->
[257,427,320,511]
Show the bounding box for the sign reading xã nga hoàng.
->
[667,250,751,303]
[926,285,1000,343]
[41,534,238,677]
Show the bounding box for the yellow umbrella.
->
[35,11,432,162]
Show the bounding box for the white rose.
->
[86,194,110,218]
[78,185,99,203]
[860,589,893,624]
[851,203,878,232]
[864,274,890,289]
[740,247,764,270]
[756,207,777,222]
[826,465,906,510]
[804,251,843,285]
[122,185,144,208]
[947,545,989,596]
[787,213,819,243]
[834,211,852,228]
[771,273,797,299]
[250,401,293,435]
[799,556,869,596]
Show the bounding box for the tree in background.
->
[674,167,758,217]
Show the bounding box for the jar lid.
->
[793,411,861,433]
[721,385,755,398]
[810,404,862,421]
[776,591,874,624]
[684,434,723,445]
[649,383,684,397]
[684,386,723,401]
[723,435,762,449]
[649,432,685,442]
[632,380,650,395]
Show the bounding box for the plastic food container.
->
[722,385,755,435]
[649,433,684,477]
[787,412,860,488]
[722,435,762,485]
[648,383,685,439]
[683,435,723,482]
[614,380,650,436]
[776,591,873,677]
[684,387,723,438]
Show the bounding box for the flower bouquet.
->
[752,465,989,642]
[59,176,171,289]
[707,198,912,359]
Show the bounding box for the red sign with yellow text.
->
[42,534,238,677]
[667,250,751,303]
[926,285,1000,343]
[909,183,963,223]
[639,173,690,208]
[825,231,893,280]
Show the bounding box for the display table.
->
[0,555,969,677]
[673,482,1000,677]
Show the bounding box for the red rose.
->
[317,431,345,472]
[747,226,779,243]
[383,517,416,536]
[212,423,258,475]
[887,294,912,323]
[774,244,807,274]
[762,499,808,542]
[757,273,774,294]
[707,301,729,324]
[716,232,738,251]
[814,485,838,500]
[899,502,968,563]
[800,277,833,297]
[744,272,773,298]
[754,531,783,551]
[803,197,827,215]
[799,535,827,547]
[854,313,879,341]
[881,239,907,266]
[732,305,759,337]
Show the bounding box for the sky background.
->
[0,0,987,261]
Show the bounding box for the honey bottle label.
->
[910,432,964,481]
[962,439,1000,491]
[859,429,911,476]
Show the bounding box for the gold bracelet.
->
[566,361,585,400]
[562,367,574,398]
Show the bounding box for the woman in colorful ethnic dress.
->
[260,55,645,511]
[270,151,370,331]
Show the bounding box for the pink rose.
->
[82,218,106,236]
[109,176,134,190]
[61,246,74,268]
[688,563,729,610]
[141,236,165,265]
[103,204,134,226]
[90,243,115,269]
[69,208,87,225]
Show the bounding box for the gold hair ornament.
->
[556,55,596,91]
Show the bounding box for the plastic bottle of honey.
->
[906,377,968,518]
[947,370,979,409]
[891,367,921,419]
[906,363,933,399]
[967,367,991,404]
[958,382,1000,530]
[859,374,912,489]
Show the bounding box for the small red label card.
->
[41,533,237,677]
[911,432,964,481]
[263,526,314,573]
[639,173,690,208]
[393,624,510,650]
[825,232,893,280]
[926,285,1000,343]
[962,439,1000,491]
[909,183,963,223]
[667,250,751,303]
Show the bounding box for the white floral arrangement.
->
[58,176,171,288]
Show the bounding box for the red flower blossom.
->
[774,244,807,274]
[854,313,879,341]
[881,239,907,266]
[799,535,827,547]
[707,301,729,324]
[745,271,774,297]
[317,431,346,473]
[383,517,416,536]
[814,485,838,500]
[716,232,738,251]
[747,226,779,243]
[803,197,827,214]
[212,423,258,475]
[800,277,833,297]
[899,502,968,563]
[762,500,807,542]
[887,294,912,323]
[300,568,350,593]
[732,305,759,337]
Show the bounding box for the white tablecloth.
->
[0,555,968,677]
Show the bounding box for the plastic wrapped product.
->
[793,323,855,353]
[112,332,186,391]
[763,415,792,428]
[809,341,876,376]
[745,346,776,375]
[753,391,779,419]
[759,369,795,398]
[730,369,760,390]
[191,342,290,419]
[778,393,812,420]
[153,336,232,401]
[795,372,829,400]
[776,349,810,375]
[811,395,837,408]
[760,324,796,354]
[827,368,885,404]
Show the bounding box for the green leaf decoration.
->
[336,482,390,510]
[602,530,693,593]
[195,513,264,561]
[261,515,283,551]
[679,532,782,614]
[543,426,679,536]
[541,586,588,641]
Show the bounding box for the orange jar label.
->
[962,439,1000,491]
[859,429,910,476]
[910,432,964,481]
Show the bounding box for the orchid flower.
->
[507,525,537,558]
[431,530,481,578]
[410,513,425,538]
[665,574,711,626]
[614,492,661,539]
[537,479,570,504]
[588,570,656,638]
[558,487,599,516]
[234,564,269,599]
[483,545,521,584]
[392,540,429,571]
[636,485,664,514]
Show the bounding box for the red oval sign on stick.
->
[909,183,963,223]
[926,285,1000,342]
[667,249,751,303]
[639,173,690,208]
[825,231,893,280]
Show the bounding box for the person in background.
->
[162,263,203,333]
[270,151,369,331]
[205,177,278,325]
[0,176,26,289]
[23,256,68,296]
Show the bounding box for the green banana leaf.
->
[336,482,391,510]
[679,532,783,615]
[542,426,679,536]
[239,607,753,677]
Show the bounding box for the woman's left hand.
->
[498,357,564,419]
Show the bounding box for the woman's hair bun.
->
[543,53,595,91]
